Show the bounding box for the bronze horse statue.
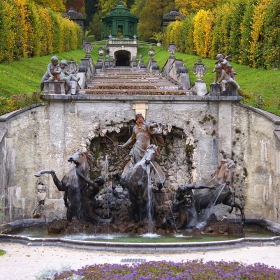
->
[193,158,245,224]
[35,151,111,224]
[172,159,245,230]
[113,144,164,222]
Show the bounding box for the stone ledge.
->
[238,104,280,142]
[238,104,280,125]
[41,93,243,102]
[0,104,44,122]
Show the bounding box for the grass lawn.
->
[0,42,279,116]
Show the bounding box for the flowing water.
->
[146,164,153,233]
[12,223,277,243]
[196,183,227,229]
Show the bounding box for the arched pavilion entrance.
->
[115,50,131,66]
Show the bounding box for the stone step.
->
[88,81,174,85]
[84,88,192,95]
[86,70,186,95]
[95,75,164,79]
[87,84,179,90]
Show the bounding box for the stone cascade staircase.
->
[84,68,193,95]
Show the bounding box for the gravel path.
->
[1,242,280,279]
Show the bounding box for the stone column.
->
[124,20,129,38]
[218,102,232,158]
[112,20,117,37]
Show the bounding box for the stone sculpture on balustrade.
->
[39,56,80,95]
[211,54,240,96]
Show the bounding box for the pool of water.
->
[12,224,276,243]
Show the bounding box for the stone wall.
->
[0,97,279,223]
[232,104,280,222]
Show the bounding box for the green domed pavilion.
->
[102,1,138,39]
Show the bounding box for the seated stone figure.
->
[39,57,79,94]
[211,54,240,94]
[214,64,240,92]
[39,56,61,92]
[60,60,79,80]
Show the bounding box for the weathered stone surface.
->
[0,89,279,226]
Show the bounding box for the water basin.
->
[1,219,279,252]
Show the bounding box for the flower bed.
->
[54,260,280,279]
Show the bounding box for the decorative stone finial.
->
[193,59,206,81]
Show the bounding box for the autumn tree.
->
[65,0,85,12]
[193,9,214,57]
[98,0,128,16]
[175,0,219,15]
[32,0,65,12]
[210,3,232,58]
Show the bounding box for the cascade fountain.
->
[1,49,280,252]
[2,114,247,241]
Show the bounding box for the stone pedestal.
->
[222,83,238,96]
[210,82,239,96]
[210,83,221,96]
[195,81,207,96]
[70,81,78,95]
[44,81,66,95]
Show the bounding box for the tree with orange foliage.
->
[65,0,85,12]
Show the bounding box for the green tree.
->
[177,14,194,54]
[228,0,247,63]
[150,31,162,43]
[131,0,146,17]
[137,0,175,42]
[88,13,104,41]
[239,0,255,66]
[85,0,99,26]
[262,0,280,68]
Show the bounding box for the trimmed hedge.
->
[164,0,280,69]
[0,0,82,62]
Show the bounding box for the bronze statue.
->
[172,158,245,229]
[193,158,245,224]
[35,151,108,223]
[113,144,160,222]
[82,176,112,224]
[173,184,215,229]
[119,113,165,184]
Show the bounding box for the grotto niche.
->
[35,116,243,236]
